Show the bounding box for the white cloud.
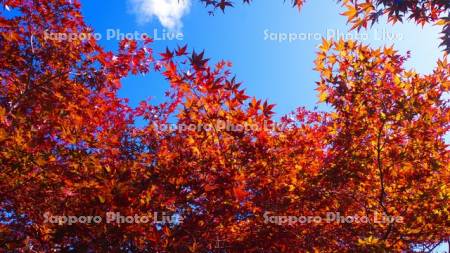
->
[129,0,191,31]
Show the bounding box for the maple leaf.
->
[218,0,233,12]
[160,47,174,61]
[175,44,188,56]
[189,50,209,70]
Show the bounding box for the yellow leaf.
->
[436,19,449,26]
[394,75,401,85]
[319,91,328,102]
[342,4,358,20]
[320,38,331,52]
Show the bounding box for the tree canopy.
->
[0,0,448,252]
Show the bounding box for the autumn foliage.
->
[0,0,449,252]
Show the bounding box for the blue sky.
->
[80,0,443,118]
